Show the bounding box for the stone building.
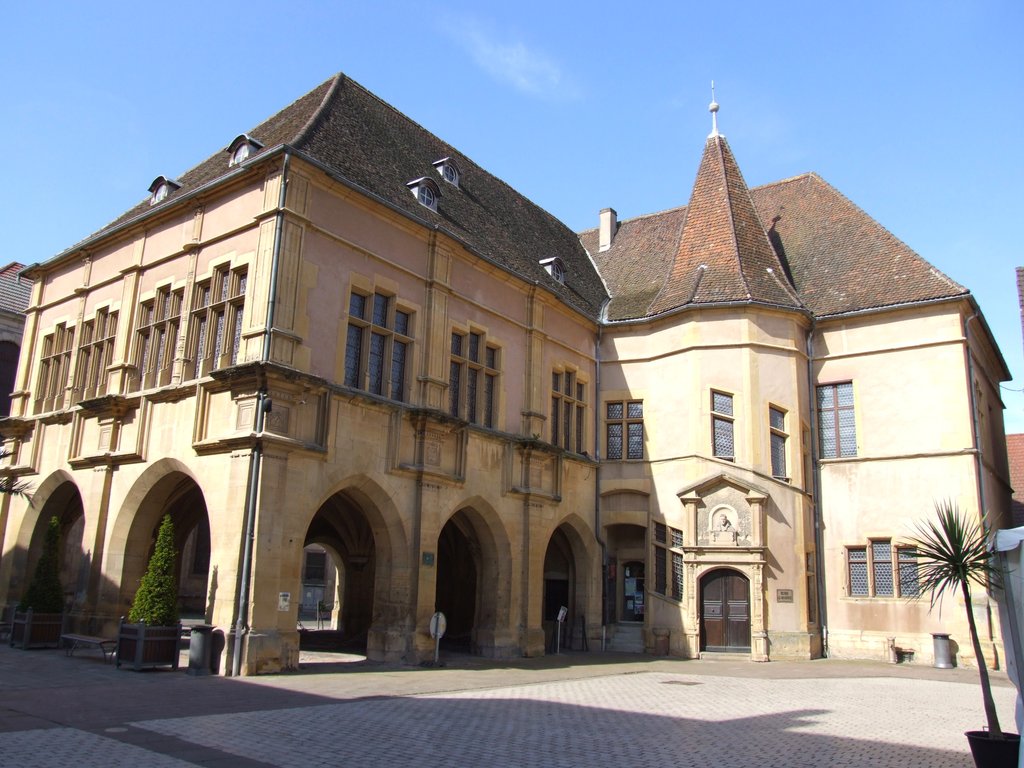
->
[0,74,1011,673]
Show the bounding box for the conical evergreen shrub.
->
[128,514,179,626]
[18,515,64,613]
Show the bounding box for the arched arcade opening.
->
[118,472,212,622]
[435,505,508,656]
[302,491,378,651]
[15,479,87,612]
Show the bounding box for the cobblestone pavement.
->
[0,645,1017,767]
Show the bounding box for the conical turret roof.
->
[649,134,803,314]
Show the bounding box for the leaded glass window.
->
[672,552,684,601]
[189,268,245,379]
[135,287,183,389]
[450,329,499,426]
[75,309,118,400]
[898,547,920,597]
[344,290,413,402]
[35,323,74,413]
[848,547,868,596]
[606,400,643,460]
[817,382,857,458]
[654,546,667,595]
[769,406,788,479]
[872,541,894,596]
[712,391,734,460]
[847,539,911,598]
[552,369,586,452]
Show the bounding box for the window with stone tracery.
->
[75,308,118,400]
[35,323,74,413]
[136,287,182,389]
[188,267,246,379]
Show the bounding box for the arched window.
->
[148,176,180,206]
[225,134,264,167]
[406,178,440,212]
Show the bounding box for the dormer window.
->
[540,257,566,284]
[406,177,440,212]
[432,157,461,188]
[226,134,264,167]
[148,176,181,206]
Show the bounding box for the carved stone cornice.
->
[0,416,34,440]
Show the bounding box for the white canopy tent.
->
[993,527,1024,764]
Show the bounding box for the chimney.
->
[599,208,617,252]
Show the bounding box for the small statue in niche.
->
[711,509,737,543]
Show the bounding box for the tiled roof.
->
[649,136,802,315]
[0,262,30,315]
[585,157,967,322]
[54,75,608,318]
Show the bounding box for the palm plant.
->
[909,499,1003,739]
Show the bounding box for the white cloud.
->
[455,20,580,100]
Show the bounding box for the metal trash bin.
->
[188,624,214,676]
[932,632,954,669]
[210,629,226,675]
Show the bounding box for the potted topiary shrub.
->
[116,514,182,670]
[10,515,65,649]
[910,500,1019,768]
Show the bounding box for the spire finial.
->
[709,80,720,138]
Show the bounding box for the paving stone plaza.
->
[0,645,1017,767]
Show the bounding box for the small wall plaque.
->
[776,589,794,603]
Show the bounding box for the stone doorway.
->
[700,568,751,652]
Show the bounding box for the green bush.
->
[18,516,64,613]
[128,514,179,626]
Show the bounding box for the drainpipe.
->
[805,319,829,656]
[231,152,289,676]
[593,310,609,646]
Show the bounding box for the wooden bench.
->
[61,633,117,662]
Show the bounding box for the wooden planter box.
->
[116,619,182,670]
[9,609,64,649]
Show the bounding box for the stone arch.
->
[299,474,411,656]
[541,512,599,651]
[106,458,210,618]
[10,470,86,610]
[600,488,650,528]
[435,495,513,656]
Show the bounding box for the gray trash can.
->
[210,629,226,675]
[188,624,214,676]
[932,632,954,669]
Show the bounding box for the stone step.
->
[606,625,645,653]
[699,650,751,661]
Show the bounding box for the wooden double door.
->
[700,569,751,652]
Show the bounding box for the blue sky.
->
[4,2,1023,427]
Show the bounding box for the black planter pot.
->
[966,730,1020,768]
